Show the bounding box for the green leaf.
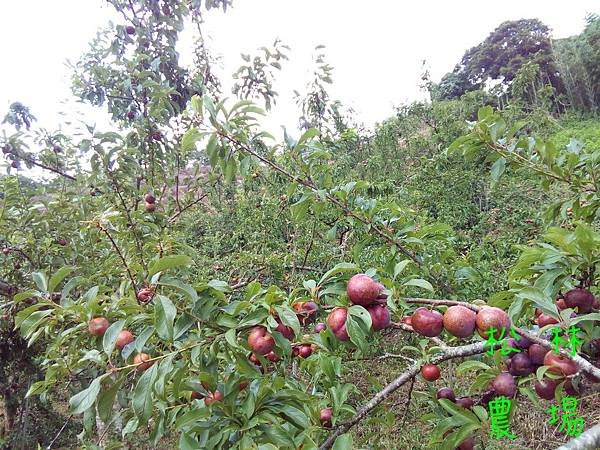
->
[69,374,106,414]
[175,408,211,429]
[25,381,47,398]
[345,314,368,353]
[133,364,159,425]
[403,278,434,292]
[348,305,372,329]
[122,416,139,437]
[570,313,600,325]
[97,375,125,423]
[441,423,480,450]
[490,156,506,184]
[274,305,301,337]
[48,266,75,292]
[180,432,202,450]
[148,255,193,276]
[332,433,353,450]
[455,360,490,376]
[207,279,231,292]
[318,262,358,286]
[154,295,176,342]
[472,405,488,422]
[224,157,238,182]
[32,272,47,292]
[296,128,320,148]
[438,399,478,424]
[393,260,411,280]
[190,95,203,113]
[61,276,84,302]
[14,291,38,303]
[517,287,558,317]
[159,277,198,303]
[278,405,309,430]
[181,127,201,154]
[19,309,53,339]
[478,105,494,121]
[103,320,125,355]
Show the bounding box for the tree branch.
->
[167,193,208,224]
[98,224,139,299]
[20,155,76,181]
[403,297,600,380]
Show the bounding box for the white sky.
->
[0,0,598,140]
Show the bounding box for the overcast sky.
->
[0,0,598,139]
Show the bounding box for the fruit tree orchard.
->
[1,1,600,449]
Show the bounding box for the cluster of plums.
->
[535,288,599,327]
[2,144,20,169]
[243,274,391,427]
[327,274,390,340]
[88,317,150,369]
[144,192,157,212]
[412,288,598,449]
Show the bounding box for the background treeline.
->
[433,15,600,114]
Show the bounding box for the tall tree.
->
[436,19,563,100]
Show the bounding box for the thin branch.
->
[404,297,480,311]
[20,155,76,181]
[399,377,415,429]
[167,193,208,224]
[403,297,600,380]
[98,224,139,299]
[107,173,147,271]
[46,414,72,449]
